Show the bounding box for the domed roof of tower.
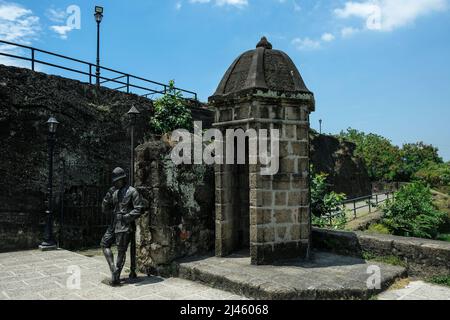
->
[211,37,311,99]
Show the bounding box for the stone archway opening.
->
[231,135,250,253]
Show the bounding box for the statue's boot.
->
[114,249,127,285]
[102,247,119,286]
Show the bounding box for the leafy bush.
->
[428,275,450,287]
[311,169,347,229]
[382,182,446,239]
[367,223,391,235]
[149,80,193,134]
[414,162,450,187]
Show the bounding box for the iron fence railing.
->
[0,40,198,100]
[322,190,396,227]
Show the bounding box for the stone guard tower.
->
[209,37,315,265]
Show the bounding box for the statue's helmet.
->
[112,167,127,183]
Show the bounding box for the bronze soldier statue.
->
[101,167,144,286]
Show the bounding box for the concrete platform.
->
[177,251,407,300]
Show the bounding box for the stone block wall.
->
[313,228,450,277]
[0,64,212,252]
[135,137,215,276]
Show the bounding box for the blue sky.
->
[1,0,450,160]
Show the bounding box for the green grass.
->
[436,233,450,242]
[366,223,391,235]
[362,251,407,268]
[427,275,450,287]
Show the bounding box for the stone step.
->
[176,251,407,300]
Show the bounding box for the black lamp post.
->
[39,116,59,250]
[319,119,322,135]
[94,6,104,87]
[127,105,140,278]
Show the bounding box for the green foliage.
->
[400,142,443,180]
[337,129,446,184]
[437,233,450,242]
[337,128,402,181]
[367,223,391,235]
[428,275,450,287]
[311,168,347,229]
[362,251,407,267]
[382,182,447,239]
[414,162,450,187]
[149,80,193,134]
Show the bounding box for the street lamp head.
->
[127,105,141,117]
[46,116,59,134]
[94,6,103,23]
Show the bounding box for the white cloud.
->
[0,1,40,67]
[175,2,183,10]
[335,0,448,32]
[321,33,335,42]
[292,37,321,50]
[46,7,66,23]
[0,2,40,43]
[189,0,248,8]
[292,32,336,51]
[50,25,72,40]
[341,26,359,37]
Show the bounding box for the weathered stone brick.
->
[274,192,287,206]
[285,106,301,120]
[280,158,296,173]
[299,207,309,223]
[262,191,273,207]
[300,223,310,239]
[288,191,301,206]
[290,224,301,240]
[296,124,309,141]
[276,226,287,241]
[263,226,275,242]
[250,207,272,225]
[292,177,307,189]
[291,141,308,157]
[274,209,292,223]
[282,124,296,140]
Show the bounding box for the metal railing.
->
[0,40,198,100]
[343,191,395,220]
[323,190,396,226]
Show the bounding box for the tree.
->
[149,80,193,134]
[337,128,402,181]
[414,162,450,187]
[400,142,443,181]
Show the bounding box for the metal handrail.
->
[0,40,198,100]
[322,190,396,225]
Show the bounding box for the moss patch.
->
[362,251,407,268]
[427,275,450,287]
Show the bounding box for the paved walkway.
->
[0,249,247,300]
[378,281,450,300]
[1,249,449,300]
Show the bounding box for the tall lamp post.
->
[39,116,59,250]
[94,6,104,87]
[127,105,140,278]
[319,119,322,135]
